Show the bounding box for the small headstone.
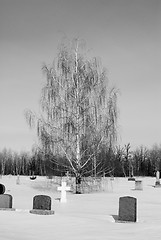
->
[110,176,114,181]
[0,194,15,211]
[30,195,54,215]
[0,184,5,194]
[57,181,70,203]
[118,196,137,222]
[135,180,143,190]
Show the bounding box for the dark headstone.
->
[30,195,54,215]
[0,184,5,194]
[128,177,135,181]
[0,194,15,210]
[118,196,137,222]
[33,195,51,210]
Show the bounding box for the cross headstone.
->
[30,195,54,215]
[135,180,143,190]
[0,194,15,210]
[57,181,70,203]
[118,196,137,222]
[0,184,5,194]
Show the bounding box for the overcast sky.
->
[0,0,160,152]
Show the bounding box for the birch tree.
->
[25,39,118,191]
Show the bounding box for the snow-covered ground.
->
[0,175,161,240]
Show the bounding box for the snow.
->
[0,176,161,240]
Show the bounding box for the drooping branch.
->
[25,38,119,177]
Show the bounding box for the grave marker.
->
[0,194,15,211]
[155,171,160,186]
[30,195,54,215]
[118,196,137,222]
[0,184,5,194]
[16,175,20,185]
[57,181,70,203]
[135,180,143,190]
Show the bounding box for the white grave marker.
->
[155,171,160,186]
[57,181,70,203]
[16,175,20,185]
[156,171,160,180]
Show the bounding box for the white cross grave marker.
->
[57,181,70,203]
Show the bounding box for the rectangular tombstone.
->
[0,194,13,209]
[33,195,51,210]
[135,180,143,190]
[118,196,137,222]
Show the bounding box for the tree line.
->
[0,144,160,177]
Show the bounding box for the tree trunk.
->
[75,173,81,194]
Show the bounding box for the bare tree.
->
[115,145,127,177]
[123,143,134,178]
[25,38,118,192]
[133,145,149,176]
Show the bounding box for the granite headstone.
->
[118,196,137,222]
[30,195,54,215]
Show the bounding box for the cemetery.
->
[0,175,161,239]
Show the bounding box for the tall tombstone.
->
[0,194,15,211]
[30,195,54,215]
[155,171,160,186]
[16,175,20,185]
[118,196,137,222]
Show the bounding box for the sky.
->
[0,0,160,153]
